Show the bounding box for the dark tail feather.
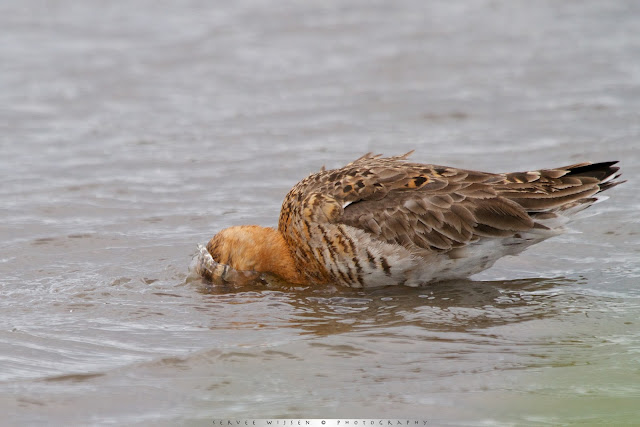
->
[565,161,624,192]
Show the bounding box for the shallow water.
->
[2,0,640,424]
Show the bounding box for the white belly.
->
[350,230,554,288]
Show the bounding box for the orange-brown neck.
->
[206,225,305,284]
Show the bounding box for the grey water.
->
[1,0,639,424]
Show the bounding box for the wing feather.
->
[279,154,623,255]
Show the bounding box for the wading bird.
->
[202,152,622,288]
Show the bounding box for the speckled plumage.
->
[207,152,623,288]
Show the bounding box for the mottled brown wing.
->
[319,156,620,252]
[280,153,622,254]
[279,153,523,252]
[338,165,535,251]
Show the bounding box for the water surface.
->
[1,0,639,425]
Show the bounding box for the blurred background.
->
[1,0,639,424]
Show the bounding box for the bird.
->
[203,152,623,288]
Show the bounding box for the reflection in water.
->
[193,275,577,336]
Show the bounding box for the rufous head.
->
[206,225,266,272]
[206,225,304,283]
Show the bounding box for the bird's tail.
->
[502,161,624,232]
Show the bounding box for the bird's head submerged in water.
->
[206,225,304,283]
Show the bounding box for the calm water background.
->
[1,0,639,424]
